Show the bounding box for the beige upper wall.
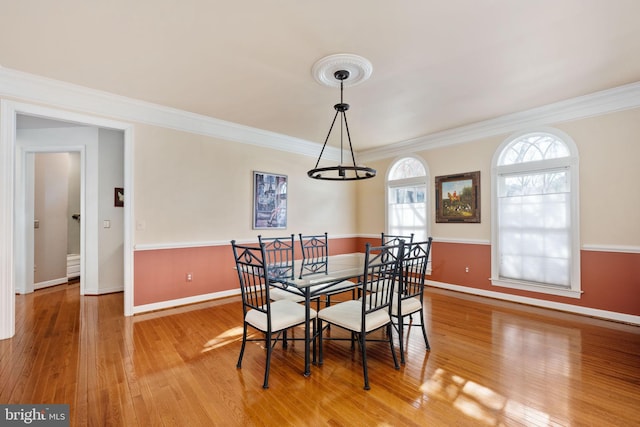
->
[133,124,357,246]
[558,108,640,246]
[357,107,640,247]
[7,94,639,249]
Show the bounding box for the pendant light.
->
[308,56,376,181]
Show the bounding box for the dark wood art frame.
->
[114,187,124,207]
[435,171,480,223]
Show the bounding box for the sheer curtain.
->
[387,157,428,242]
[497,169,571,287]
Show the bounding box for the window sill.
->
[491,278,582,299]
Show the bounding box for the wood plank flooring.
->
[1,282,639,426]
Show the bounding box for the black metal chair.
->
[381,232,414,246]
[231,240,316,389]
[317,242,403,390]
[258,234,304,302]
[392,238,432,364]
[299,232,357,307]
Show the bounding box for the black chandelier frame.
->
[307,70,376,181]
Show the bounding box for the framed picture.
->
[253,171,287,229]
[435,171,480,223]
[114,187,124,207]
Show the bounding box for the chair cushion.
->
[270,287,305,302]
[246,300,316,333]
[318,300,390,333]
[391,295,422,317]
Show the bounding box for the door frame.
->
[1,100,134,339]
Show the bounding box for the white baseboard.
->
[132,288,241,315]
[128,278,638,325]
[84,285,125,295]
[426,279,640,326]
[34,277,68,290]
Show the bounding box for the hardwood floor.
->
[1,282,639,426]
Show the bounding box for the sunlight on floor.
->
[201,326,244,353]
[420,368,553,426]
[416,310,579,426]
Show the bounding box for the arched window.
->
[386,156,429,241]
[491,130,580,297]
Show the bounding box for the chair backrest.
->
[258,234,295,280]
[361,241,405,316]
[399,238,432,301]
[231,240,271,317]
[381,232,414,246]
[298,232,329,277]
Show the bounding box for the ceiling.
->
[2,1,640,152]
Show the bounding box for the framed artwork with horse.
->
[435,171,480,223]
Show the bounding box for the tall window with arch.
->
[386,156,429,242]
[492,130,581,297]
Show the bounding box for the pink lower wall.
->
[133,238,640,317]
[133,237,359,306]
[427,242,640,317]
[134,245,237,306]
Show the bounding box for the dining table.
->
[268,252,367,377]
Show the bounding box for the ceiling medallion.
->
[312,53,373,88]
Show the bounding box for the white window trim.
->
[385,155,431,236]
[385,155,432,274]
[490,128,581,298]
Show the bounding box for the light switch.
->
[103,220,111,228]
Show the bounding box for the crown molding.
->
[2,66,639,164]
[359,80,640,162]
[0,66,342,162]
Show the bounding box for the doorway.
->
[17,116,126,296]
[0,100,134,340]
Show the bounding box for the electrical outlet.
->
[186,273,193,282]
[465,266,469,273]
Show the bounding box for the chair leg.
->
[312,316,317,365]
[317,319,324,365]
[419,310,430,351]
[263,332,272,389]
[397,314,406,365]
[360,332,370,390]
[324,296,331,332]
[388,323,400,370]
[237,323,248,368]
